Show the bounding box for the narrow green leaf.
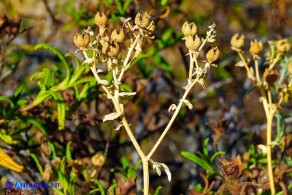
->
[66,141,72,161]
[30,153,43,174]
[154,186,162,195]
[161,28,174,43]
[91,179,106,195]
[14,84,24,97]
[48,142,57,159]
[160,0,169,6]
[203,138,209,157]
[48,91,66,130]
[16,99,29,107]
[107,182,118,195]
[102,0,112,8]
[20,116,49,139]
[35,43,71,89]
[210,151,225,163]
[181,151,215,174]
[123,0,132,11]
[0,96,14,108]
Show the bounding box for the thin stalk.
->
[254,60,261,83]
[147,75,200,159]
[238,52,256,81]
[266,111,275,195]
[266,90,276,195]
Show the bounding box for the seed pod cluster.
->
[182,22,201,51]
[134,12,155,36]
[0,15,21,36]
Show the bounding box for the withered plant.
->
[231,34,291,194]
[74,11,219,194]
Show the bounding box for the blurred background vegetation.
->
[0,0,291,194]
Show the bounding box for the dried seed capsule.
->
[277,39,290,53]
[100,37,109,53]
[91,152,105,167]
[206,46,220,63]
[135,12,151,28]
[146,23,155,35]
[95,12,108,26]
[111,29,125,43]
[107,42,120,57]
[182,22,197,36]
[42,164,52,182]
[249,39,263,56]
[230,33,245,51]
[73,32,90,48]
[263,68,279,88]
[184,35,201,51]
[51,158,61,169]
[41,141,51,157]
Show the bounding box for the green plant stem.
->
[147,75,200,159]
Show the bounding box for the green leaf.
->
[66,141,72,161]
[107,182,118,195]
[123,0,132,12]
[48,142,57,159]
[20,116,49,139]
[161,0,169,6]
[47,91,66,130]
[181,151,215,174]
[35,43,71,89]
[13,84,24,97]
[91,179,106,195]
[161,28,174,43]
[210,151,225,163]
[154,186,162,195]
[115,0,124,14]
[30,153,44,174]
[0,96,14,108]
[0,130,18,144]
[203,138,209,157]
[16,99,29,107]
[102,0,113,8]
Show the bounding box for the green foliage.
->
[181,138,225,176]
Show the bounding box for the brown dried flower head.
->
[51,157,61,169]
[182,22,197,36]
[73,32,90,49]
[135,12,151,29]
[42,164,52,182]
[249,39,263,57]
[263,68,279,88]
[277,39,290,53]
[230,33,245,52]
[146,23,155,35]
[99,36,109,53]
[91,152,105,167]
[111,28,125,43]
[107,42,120,57]
[41,141,51,157]
[206,46,220,63]
[94,12,108,26]
[184,35,201,51]
[219,155,244,179]
[209,119,228,143]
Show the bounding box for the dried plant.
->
[74,11,219,194]
[231,34,291,194]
